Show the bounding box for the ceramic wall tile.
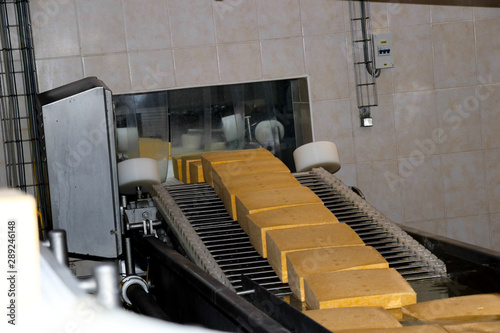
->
[357,160,404,223]
[311,99,355,164]
[394,91,439,158]
[31,0,80,58]
[304,33,350,101]
[435,87,482,154]
[431,0,473,23]
[432,21,476,89]
[83,53,131,93]
[261,37,305,79]
[476,18,500,85]
[173,46,219,87]
[352,94,398,163]
[446,214,491,248]
[334,163,357,187]
[36,57,84,93]
[129,50,175,92]
[76,0,126,55]
[218,42,262,83]
[399,155,445,222]
[256,0,302,40]
[391,25,434,93]
[213,0,259,43]
[299,0,344,36]
[485,149,500,214]
[122,0,170,51]
[479,83,500,149]
[388,0,431,27]
[404,220,448,238]
[442,151,488,218]
[168,0,215,48]
[370,2,389,30]
[489,213,500,252]
[474,0,500,20]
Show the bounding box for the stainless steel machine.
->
[38,77,122,258]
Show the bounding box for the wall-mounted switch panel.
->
[373,33,394,69]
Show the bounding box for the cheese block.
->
[201,148,274,186]
[336,325,448,333]
[189,160,205,183]
[247,204,338,258]
[303,268,417,310]
[218,172,301,220]
[266,223,364,282]
[172,155,183,180]
[287,246,388,301]
[304,307,402,332]
[444,320,500,332]
[172,152,204,181]
[182,157,202,184]
[402,294,500,321]
[212,157,290,196]
[234,186,323,234]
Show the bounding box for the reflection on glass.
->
[113,77,311,180]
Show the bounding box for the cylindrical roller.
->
[118,158,161,194]
[293,141,341,173]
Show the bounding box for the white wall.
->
[29,0,500,251]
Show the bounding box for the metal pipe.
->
[78,277,97,294]
[94,263,120,309]
[48,229,69,266]
[126,284,171,322]
[124,237,135,276]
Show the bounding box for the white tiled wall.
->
[28,0,500,251]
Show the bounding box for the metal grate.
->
[0,0,50,235]
[158,171,446,296]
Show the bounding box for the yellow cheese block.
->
[217,172,301,220]
[247,204,338,258]
[287,245,388,301]
[182,157,201,184]
[234,186,323,234]
[189,160,205,183]
[212,157,291,197]
[266,223,364,283]
[303,268,417,310]
[402,294,500,322]
[444,320,500,332]
[139,137,169,160]
[172,155,183,180]
[172,152,205,181]
[304,307,402,332]
[201,148,274,186]
[336,325,448,333]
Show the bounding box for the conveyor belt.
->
[152,169,446,296]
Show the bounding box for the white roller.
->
[293,141,341,173]
[118,158,161,194]
[181,133,202,151]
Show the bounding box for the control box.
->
[373,33,394,69]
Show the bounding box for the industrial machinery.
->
[34,78,500,332]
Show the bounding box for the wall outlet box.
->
[373,33,394,69]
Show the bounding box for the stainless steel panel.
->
[42,84,121,257]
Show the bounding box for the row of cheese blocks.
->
[198,148,417,314]
[177,149,500,332]
[172,153,206,184]
[302,292,500,332]
[324,293,500,333]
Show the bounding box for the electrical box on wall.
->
[373,33,394,69]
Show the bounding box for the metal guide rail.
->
[152,169,446,296]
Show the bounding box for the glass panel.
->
[113,78,311,181]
